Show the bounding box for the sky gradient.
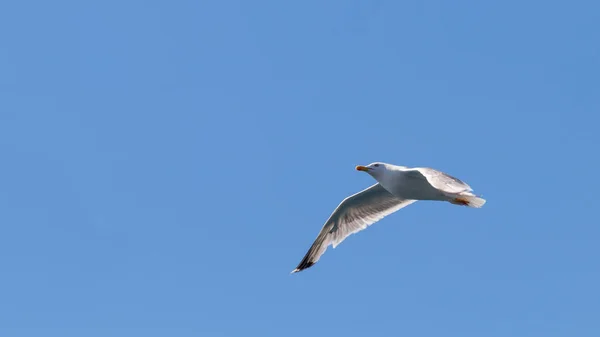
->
[1,1,599,336]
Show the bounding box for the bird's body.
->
[378,165,473,202]
[292,162,486,273]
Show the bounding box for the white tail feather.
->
[458,195,486,208]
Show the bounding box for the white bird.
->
[292,162,486,273]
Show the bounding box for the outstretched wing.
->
[410,167,473,194]
[292,183,416,273]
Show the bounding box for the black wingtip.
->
[292,233,328,274]
[291,261,315,274]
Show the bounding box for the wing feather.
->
[292,183,416,273]
[411,167,473,194]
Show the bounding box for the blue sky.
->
[1,0,599,336]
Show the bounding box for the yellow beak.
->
[356,165,369,172]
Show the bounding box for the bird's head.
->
[355,162,389,177]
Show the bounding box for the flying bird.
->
[292,162,486,273]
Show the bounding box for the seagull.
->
[291,162,486,273]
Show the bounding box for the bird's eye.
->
[373,164,380,167]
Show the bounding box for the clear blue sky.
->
[1,1,599,336]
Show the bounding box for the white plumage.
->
[292,162,486,273]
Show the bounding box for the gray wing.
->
[292,183,416,273]
[411,167,472,194]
